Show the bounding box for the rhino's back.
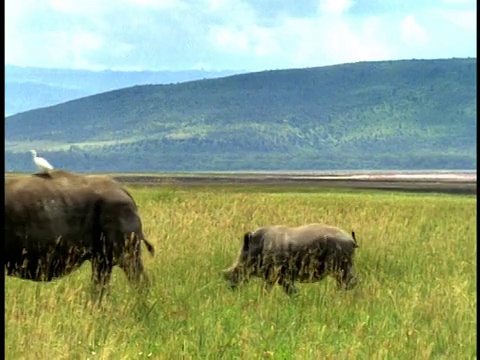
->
[293,223,353,242]
[258,223,354,250]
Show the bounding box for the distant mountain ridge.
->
[5,58,476,172]
[5,65,245,116]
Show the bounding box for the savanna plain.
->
[5,184,477,359]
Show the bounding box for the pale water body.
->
[194,170,476,182]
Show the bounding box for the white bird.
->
[30,150,54,173]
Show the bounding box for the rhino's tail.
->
[141,235,155,256]
[351,231,359,248]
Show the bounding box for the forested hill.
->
[5,66,243,116]
[5,58,477,172]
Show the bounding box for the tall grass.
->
[5,186,476,359]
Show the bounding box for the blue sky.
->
[5,0,477,72]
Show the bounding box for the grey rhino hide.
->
[223,223,358,295]
[4,170,155,292]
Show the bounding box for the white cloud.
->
[72,32,104,51]
[207,0,228,11]
[274,14,392,68]
[208,24,279,58]
[318,0,353,15]
[49,0,101,13]
[209,27,251,53]
[441,0,475,4]
[438,10,476,31]
[4,0,477,71]
[205,0,257,27]
[401,15,430,45]
[252,27,279,57]
[124,0,187,10]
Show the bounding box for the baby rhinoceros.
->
[223,223,359,295]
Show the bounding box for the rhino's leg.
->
[91,258,112,284]
[262,266,276,293]
[334,260,357,290]
[262,281,275,293]
[278,266,299,296]
[118,232,150,288]
[281,282,298,296]
[120,256,151,289]
[91,251,113,302]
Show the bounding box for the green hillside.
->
[5,65,243,116]
[5,58,476,172]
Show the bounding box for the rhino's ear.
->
[351,231,359,248]
[243,232,252,252]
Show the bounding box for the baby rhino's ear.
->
[351,231,359,248]
[242,232,252,252]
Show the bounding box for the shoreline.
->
[5,171,476,195]
[112,173,476,195]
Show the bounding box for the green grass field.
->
[5,185,477,359]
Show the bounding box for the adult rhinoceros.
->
[223,223,359,295]
[4,170,155,291]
